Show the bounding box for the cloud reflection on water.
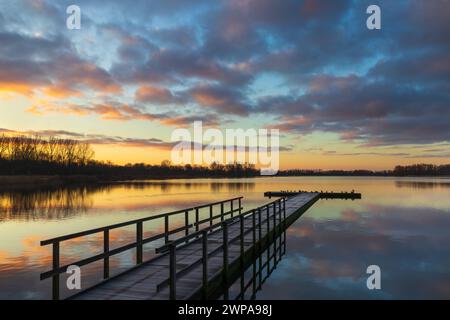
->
[257,202,450,299]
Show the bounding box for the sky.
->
[0,0,449,170]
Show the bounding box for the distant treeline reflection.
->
[395,181,450,189]
[0,181,255,220]
[0,186,95,220]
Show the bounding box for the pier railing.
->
[40,197,243,300]
[155,197,287,300]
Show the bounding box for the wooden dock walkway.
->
[40,190,363,300]
[70,193,318,300]
[265,190,361,200]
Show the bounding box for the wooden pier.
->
[264,190,362,200]
[39,191,355,300]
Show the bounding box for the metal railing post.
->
[220,202,224,222]
[104,229,109,279]
[238,198,242,215]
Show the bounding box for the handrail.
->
[162,196,288,299]
[40,196,243,300]
[155,197,284,254]
[41,196,243,245]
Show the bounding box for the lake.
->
[0,177,449,299]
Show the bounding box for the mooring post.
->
[137,221,143,264]
[169,243,176,300]
[202,230,208,300]
[52,242,60,300]
[222,222,229,300]
[103,229,109,279]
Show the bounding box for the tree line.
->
[392,164,450,176]
[0,134,448,177]
[0,135,259,177]
[0,135,95,174]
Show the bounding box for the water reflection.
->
[0,187,94,221]
[225,230,286,300]
[395,180,450,189]
[0,177,449,299]
[0,181,255,221]
[256,202,450,299]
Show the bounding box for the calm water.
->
[0,177,449,299]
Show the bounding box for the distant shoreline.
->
[1,174,449,191]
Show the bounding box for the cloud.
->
[189,84,251,115]
[134,86,181,105]
[1,0,449,151]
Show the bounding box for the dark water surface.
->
[0,177,449,299]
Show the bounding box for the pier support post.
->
[195,208,200,232]
[137,221,143,264]
[164,216,169,244]
[103,229,109,279]
[202,230,208,300]
[185,210,189,237]
[222,222,229,300]
[258,208,262,288]
[52,242,60,300]
[239,215,244,299]
[169,243,176,300]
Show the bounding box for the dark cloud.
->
[189,84,251,115]
[260,74,450,146]
[1,0,449,148]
